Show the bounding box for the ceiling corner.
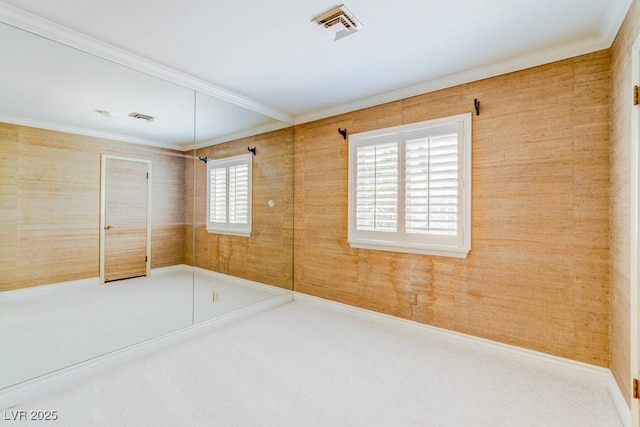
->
[599,0,633,46]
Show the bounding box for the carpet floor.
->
[4,299,622,426]
[0,267,287,388]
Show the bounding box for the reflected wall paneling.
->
[18,127,99,288]
[0,123,187,291]
[188,127,294,289]
[150,151,187,269]
[0,123,18,291]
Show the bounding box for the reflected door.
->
[101,155,151,282]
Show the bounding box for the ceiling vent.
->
[312,4,363,41]
[129,112,155,122]
[95,109,113,118]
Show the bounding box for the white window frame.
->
[206,153,252,237]
[348,113,471,258]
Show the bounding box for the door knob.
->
[104,225,113,230]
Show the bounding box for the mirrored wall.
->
[191,93,294,323]
[0,21,293,390]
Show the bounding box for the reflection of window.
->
[206,153,252,237]
[348,113,471,258]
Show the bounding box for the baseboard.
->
[193,266,291,295]
[149,264,192,275]
[0,265,188,304]
[0,276,99,303]
[154,264,292,296]
[608,371,632,427]
[293,291,630,425]
[0,288,293,410]
[0,265,291,303]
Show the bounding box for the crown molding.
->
[188,121,292,151]
[293,35,609,124]
[293,0,632,125]
[600,0,633,44]
[0,2,294,125]
[0,112,292,152]
[0,114,185,150]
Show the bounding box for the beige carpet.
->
[0,266,287,389]
[3,299,622,426]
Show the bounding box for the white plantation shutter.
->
[405,127,459,236]
[228,164,249,225]
[356,141,398,232]
[348,114,471,258]
[206,154,252,236]
[209,167,227,223]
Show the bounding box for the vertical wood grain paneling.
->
[572,50,612,370]
[151,151,188,268]
[0,124,19,291]
[189,127,294,290]
[183,155,195,266]
[610,0,640,407]
[0,123,186,291]
[17,128,99,287]
[294,51,611,367]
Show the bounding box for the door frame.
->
[100,154,152,283]
[631,33,640,426]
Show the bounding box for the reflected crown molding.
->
[0,2,294,125]
[0,113,187,150]
[189,121,292,151]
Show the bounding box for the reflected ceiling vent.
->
[95,109,113,118]
[129,112,155,122]
[312,4,363,41]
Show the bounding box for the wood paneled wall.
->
[0,123,187,292]
[184,127,294,290]
[0,124,18,288]
[610,0,640,407]
[294,50,611,367]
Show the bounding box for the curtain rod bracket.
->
[338,128,347,139]
[474,99,480,116]
[248,147,256,156]
[198,156,208,164]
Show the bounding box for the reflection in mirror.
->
[190,92,294,323]
[0,22,196,389]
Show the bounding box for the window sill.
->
[206,228,251,238]
[348,240,469,259]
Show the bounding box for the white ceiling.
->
[0,0,632,143]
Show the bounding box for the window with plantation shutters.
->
[348,113,471,258]
[355,141,398,232]
[206,153,252,237]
